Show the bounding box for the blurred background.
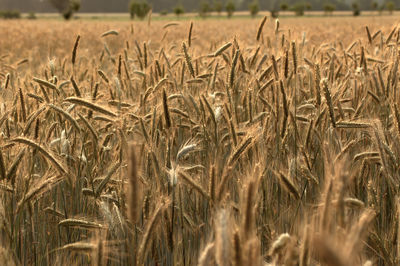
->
[0,0,397,20]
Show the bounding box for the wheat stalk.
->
[72,35,80,66]
[182,42,195,78]
[256,16,267,41]
[64,97,117,117]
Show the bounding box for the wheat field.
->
[0,16,400,265]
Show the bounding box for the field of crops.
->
[0,16,400,265]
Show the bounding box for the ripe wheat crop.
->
[0,16,399,265]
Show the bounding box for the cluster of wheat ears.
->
[0,17,400,265]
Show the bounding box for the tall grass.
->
[0,17,399,265]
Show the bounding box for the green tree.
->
[371,1,378,11]
[378,4,385,15]
[270,10,279,17]
[267,0,280,18]
[280,3,289,11]
[291,3,305,16]
[199,1,211,18]
[0,10,21,19]
[27,11,36,19]
[130,0,151,20]
[352,2,360,16]
[387,1,395,14]
[226,0,235,18]
[214,1,223,15]
[173,5,184,17]
[249,0,259,17]
[48,0,80,20]
[323,3,335,15]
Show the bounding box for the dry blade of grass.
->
[227,136,253,166]
[33,77,58,92]
[12,137,67,175]
[16,175,64,215]
[23,105,46,136]
[276,171,300,200]
[393,103,400,137]
[48,104,81,133]
[39,85,50,103]
[336,121,371,128]
[64,97,117,117]
[70,76,82,97]
[176,142,197,162]
[0,151,6,181]
[101,30,119,37]
[128,144,139,224]
[386,26,397,45]
[59,219,105,229]
[177,169,210,200]
[95,162,121,196]
[0,111,10,129]
[137,198,170,265]
[5,148,25,183]
[58,242,96,253]
[77,113,98,143]
[163,22,179,29]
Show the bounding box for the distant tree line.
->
[127,0,399,19]
[0,0,398,19]
[0,0,399,13]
